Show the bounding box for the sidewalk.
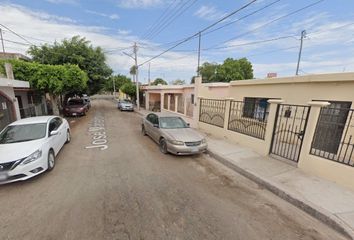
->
[206,135,354,239]
[136,108,354,239]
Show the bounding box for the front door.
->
[270,104,311,162]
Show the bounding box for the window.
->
[242,97,269,121]
[191,94,195,104]
[49,118,62,133]
[311,101,352,154]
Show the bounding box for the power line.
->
[203,0,282,36]
[138,0,258,67]
[0,23,33,45]
[145,0,199,40]
[209,0,324,49]
[3,38,31,46]
[141,0,179,39]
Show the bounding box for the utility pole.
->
[133,42,140,111]
[112,77,116,98]
[296,30,306,75]
[148,62,151,85]
[123,43,140,110]
[0,28,5,53]
[197,32,201,76]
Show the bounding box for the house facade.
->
[141,72,354,191]
[0,77,30,130]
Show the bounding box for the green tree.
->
[171,79,185,85]
[120,81,136,99]
[151,78,167,85]
[104,74,131,92]
[198,58,253,83]
[0,59,88,115]
[199,62,220,83]
[28,36,112,94]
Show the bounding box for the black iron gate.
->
[270,104,310,162]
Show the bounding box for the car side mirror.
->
[153,124,159,128]
[50,130,59,136]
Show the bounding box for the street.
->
[0,98,347,240]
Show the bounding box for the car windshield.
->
[159,117,188,129]
[68,99,84,105]
[121,101,131,104]
[0,123,47,144]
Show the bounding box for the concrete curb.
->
[207,150,354,240]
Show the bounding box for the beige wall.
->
[197,73,354,192]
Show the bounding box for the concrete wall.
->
[197,73,354,191]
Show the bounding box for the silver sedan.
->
[142,113,207,155]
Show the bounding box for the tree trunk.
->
[50,94,60,116]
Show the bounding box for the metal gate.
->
[270,104,310,162]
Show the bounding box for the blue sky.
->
[0,0,354,83]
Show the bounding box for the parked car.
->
[64,98,89,117]
[118,100,134,111]
[0,116,70,184]
[141,113,207,155]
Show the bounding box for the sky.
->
[0,0,354,83]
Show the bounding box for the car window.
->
[0,123,47,144]
[147,114,158,125]
[160,117,188,129]
[55,118,63,128]
[68,99,84,105]
[49,119,57,133]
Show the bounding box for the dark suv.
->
[63,98,89,117]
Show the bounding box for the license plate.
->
[191,147,199,153]
[0,173,8,181]
[72,113,77,116]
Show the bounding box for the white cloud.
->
[85,10,120,20]
[194,5,225,21]
[117,0,163,9]
[0,3,197,83]
[45,0,78,5]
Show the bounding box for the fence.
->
[20,103,47,119]
[228,100,268,140]
[310,107,354,167]
[199,99,226,128]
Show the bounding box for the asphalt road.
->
[0,98,347,240]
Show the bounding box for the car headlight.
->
[169,140,184,145]
[22,150,42,165]
[201,138,207,144]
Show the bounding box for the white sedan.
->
[0,116,71,184]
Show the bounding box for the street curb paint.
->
[206,150,354,240]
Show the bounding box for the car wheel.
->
[142,125,147,136]
[65,130,71,143]
[159,138,168,154]
[47,150,55,171]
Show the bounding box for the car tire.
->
[142,125,147,136]
[47,150,55,171]
[65,130,71,143]
[159,138,168,154]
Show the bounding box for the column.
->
[145,92,149,110]
[264,99,284,155]
[223,98,234,130]
[167,94,171,111]
[174,95,178,112]
[298,101,330,167]
[160,93,164,112]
